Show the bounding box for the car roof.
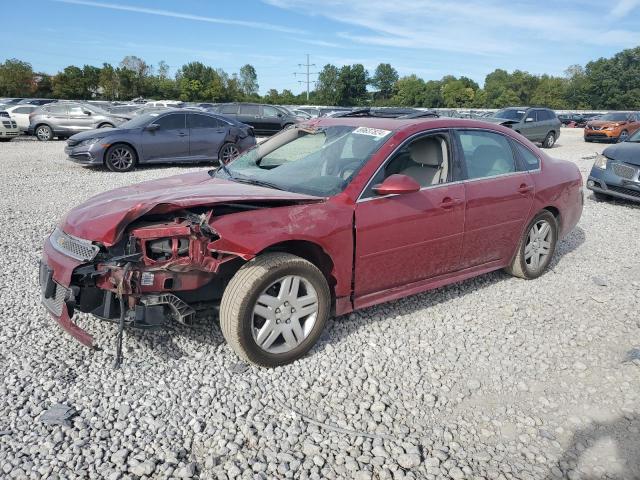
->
[309,116,524,134]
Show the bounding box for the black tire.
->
[105,143,137,172]
[505,210,558,280]
[98,123,114,129]
[618,130,629,143]
[0,138,13,142]
[35,124,53,141]
[542,132,556,148]
[593,191,610,202]
[220,252,331,367]
[218,142,240,164]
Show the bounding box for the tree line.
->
[1,46,639,109]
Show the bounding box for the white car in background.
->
[0,115,20,141]
[3,104,38,131]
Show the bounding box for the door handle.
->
[177,132,187,137]
[440,197,463,209]
[517,184,533,194]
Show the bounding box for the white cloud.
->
[53,0,303,34]
[610,0,640,17]
[264,0,640,55]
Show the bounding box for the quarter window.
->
[457,130,516,179]
[155,114,185,130]
[513,142,540,171]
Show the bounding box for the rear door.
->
[237,104,261,132]
[455,129,534,269]
[141,113,189,162]
[43,103,69,131]
[188,113,227,160]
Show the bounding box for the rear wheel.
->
[105,144,137,172]
[542,132,555,148]
[218,142,240,164]
[593,191,610,202]
[505,211,557,279]
[35,124,53,141]
[220,253,331,367]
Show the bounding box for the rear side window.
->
[219,104,238,114]
[239,104,260,115]
[14,106,34,114]
[457,130,516,179]
[155,114,185,130]
[189,114,223,129]
[513,141,540,171]
[47,104,68,115]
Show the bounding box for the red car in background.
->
[40,117,583,367]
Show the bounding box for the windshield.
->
[493,109,526,121]
[119,112,161,129]
[628,130,640,142]
[597,112,629,121]
[220,125,392,196]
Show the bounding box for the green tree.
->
[239,64,259,98]
[0,59,34,96]
[99,63,119,99]
[336,64,368,106]
[371,63,399,101]
[531,75,568,109]
[52,66,86,99]
[392,75,427,107]
[315,64,340,105]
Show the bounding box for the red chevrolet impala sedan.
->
[40,117,583,367]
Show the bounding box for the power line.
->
[293,54,318,101]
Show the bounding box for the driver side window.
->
[362,133,451,198]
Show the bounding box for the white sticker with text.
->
[353,127,391,137]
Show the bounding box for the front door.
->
[261,105,284,134]
[454,129,535,268]
[354,131,465,299]
[67,104,94,132]
[141,113,190,162]
[237,104,261,132]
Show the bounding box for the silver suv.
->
[28,102,129,141]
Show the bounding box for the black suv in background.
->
[487,107,562,148]
[210,103,301,135]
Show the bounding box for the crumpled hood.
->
[603,142,640,166]
[484,117,520,126]
[61,171,322,246]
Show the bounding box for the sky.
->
[4,0,640,94]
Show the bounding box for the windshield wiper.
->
[232,176,285,191]
[209,162,234,179]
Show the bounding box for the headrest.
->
[409,138,443,166]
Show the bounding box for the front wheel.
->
[220,253,331,367]
[218,142,240,164]
[105,144,137,172]
[98,123,114,129]
[542,132,556,148]
[618,130,629,142]
[505,211,558,279]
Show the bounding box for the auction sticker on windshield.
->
[353,127,391,138]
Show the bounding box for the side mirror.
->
[373,174,421,196]
[277,113,283,118]
[145,123,160,132]
[83,110,92,115]
[524,117,534,123]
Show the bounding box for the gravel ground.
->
[0,129,639,480]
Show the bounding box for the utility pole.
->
[293,54,318,102]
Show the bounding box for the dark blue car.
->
[65,110,256,172]
[587,129,640,202]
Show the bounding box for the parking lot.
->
[0,128,639,479]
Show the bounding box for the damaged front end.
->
[40,208,250,352]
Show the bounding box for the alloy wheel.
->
[220,144,240,164]
[109,147,133,171]
[525,220,552,272]
[251,275,319,354]
[36,126,51,141]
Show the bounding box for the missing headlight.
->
[146,238,189,261]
